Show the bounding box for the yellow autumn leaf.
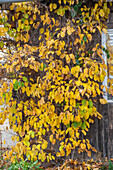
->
[80,143,86,149]
[61,31,65,37]
[75,115,80,122]
[50,134,53,142]
[10,4,15,10]
[100,74,105,82]
[74,38,79,45]
[110,2,112,6]
[102,28,107,34]
[49,3,53,11]
[94,3,98,11]
[87,151,91,157]
[63,0,66,4]
[87,34,92,41]
[40,28,44,34]
[37,144,40,150]
[42,141,48,149]
[82,130,86,136]
[33,14,36,20]
[23,140,30,146]
[53,3,57,9]
[4,140,6,145]
[67,26,74,35]
[99,98,107,104]
[76,131,79,138]
[66,55,70,63]
[99,9,105,17]
[84,112,89,120]
[12,16,15,21]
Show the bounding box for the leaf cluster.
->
[0,0,112,167]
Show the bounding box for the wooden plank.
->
[108,103,113,159]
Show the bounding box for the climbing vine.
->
[0,0,111,166]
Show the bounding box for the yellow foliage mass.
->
[0,0,111,164]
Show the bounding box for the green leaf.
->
[71,8,76,17]
[81,110,84,116]
[21,82,24,87]
[0,41,4,48]
[23,13,29,19]
[81,40,83,45]
[22,76,28,82]
[29,160,39,168]
[18,81,21,87]
[107,54,110,59]
[109,160,113,170]
[57,9,61,15]
[78,10,82,15]
[82,99,86,106]
[103,48,110,59]
[5,22,11,27]
[13,80,18,91]
[39,66,43,71]
[77,121,82,127]
[76,59,80,65]
[103,47,106,51]
[81,121,86,130]
[50,33,53,38]
[74,5,79,12]
[43,63,47,69]
[66,124,70,128]
[78,1,82,7]
[26,25,30,31]
[83,35,87,42]
[21,18,25,22]
[88,100,93,108]
[2,93,5,98]
[72,121,78,128]
[57,8,65,16]
[64,100,66,104]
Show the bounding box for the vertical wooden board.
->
[98,104,109,158]
[86,103,109,159]
[108,103,113,159]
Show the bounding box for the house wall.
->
[86,12,113,160]
[101,12,113,159]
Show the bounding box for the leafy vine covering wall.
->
[0,0,112,167]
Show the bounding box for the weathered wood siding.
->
[108,104,113,159]
[87,11,113,160]
[107,11,113,159]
